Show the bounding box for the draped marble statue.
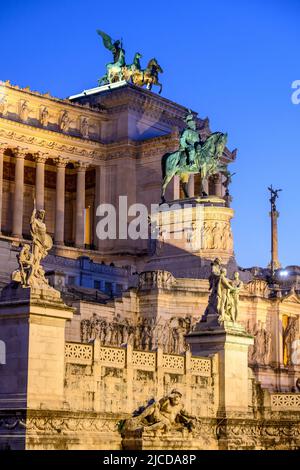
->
[12,208,53,289]
[205,258,243,323]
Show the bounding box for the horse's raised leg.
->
[158,82,162,94]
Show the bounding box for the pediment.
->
[281,292,300,304]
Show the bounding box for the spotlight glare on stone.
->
[279,270,288,277]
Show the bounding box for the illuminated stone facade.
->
[0,80,299,450]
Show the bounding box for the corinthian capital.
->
[55,156,69,168]
[74,161,89,172]
[0,142,8,155]
[13,147,28,159]
[34,152,49,164]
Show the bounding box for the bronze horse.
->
[161,132,228,202]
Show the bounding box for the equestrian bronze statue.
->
[97,30,163,93]
[161,112,228,202]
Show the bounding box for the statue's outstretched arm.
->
[30,208,36,227]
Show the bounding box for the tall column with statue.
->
[147,110,236,277]
[268,185,282,276]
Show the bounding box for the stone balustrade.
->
[65,342,93,365]
[271,393,300,411]
[64,341,212,376]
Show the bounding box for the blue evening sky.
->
[1,0,299,268]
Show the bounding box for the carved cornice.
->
[0,116,104,149]
[0,80,107,116]
[0,121,105,163]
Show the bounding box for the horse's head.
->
[147,58,163,74]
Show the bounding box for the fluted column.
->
[75,162,88,248]
[55,157,68,245]
[35,153,48,211]
[0,143,7,234]
[12,148,27,238]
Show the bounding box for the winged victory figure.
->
[97,30,126,85]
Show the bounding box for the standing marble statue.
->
[12,208,53,288]
[205,258,242,324]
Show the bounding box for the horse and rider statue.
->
[161,111,230,203]
[97,30,163,94]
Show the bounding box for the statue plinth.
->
[147,198,236,278]
[165,195,226,207]
[0,283,74,410]
[121,428,209,450]
[186,317,253,415]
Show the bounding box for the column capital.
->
[55,156,69,168]
[74,161,89,172]
[34,152,49,164]
[0,143,8,155]
[13,147,28,159]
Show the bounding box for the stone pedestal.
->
[0,283,73,410]
[122,429,215,450]
[186,316,253,415]
[146,196,236,278]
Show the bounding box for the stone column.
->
[12,148,27,238]
[173,175,180,200]
[0,144,7,234]
[212,173,223,197]
[55,157,68,245]
[35,153,47,212]
[94,165,101,250]
[156,347,164,398]
[75,162,87,248]
[187,174,195,198]
[269,209,281,272]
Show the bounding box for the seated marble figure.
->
[122,389,197,433]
